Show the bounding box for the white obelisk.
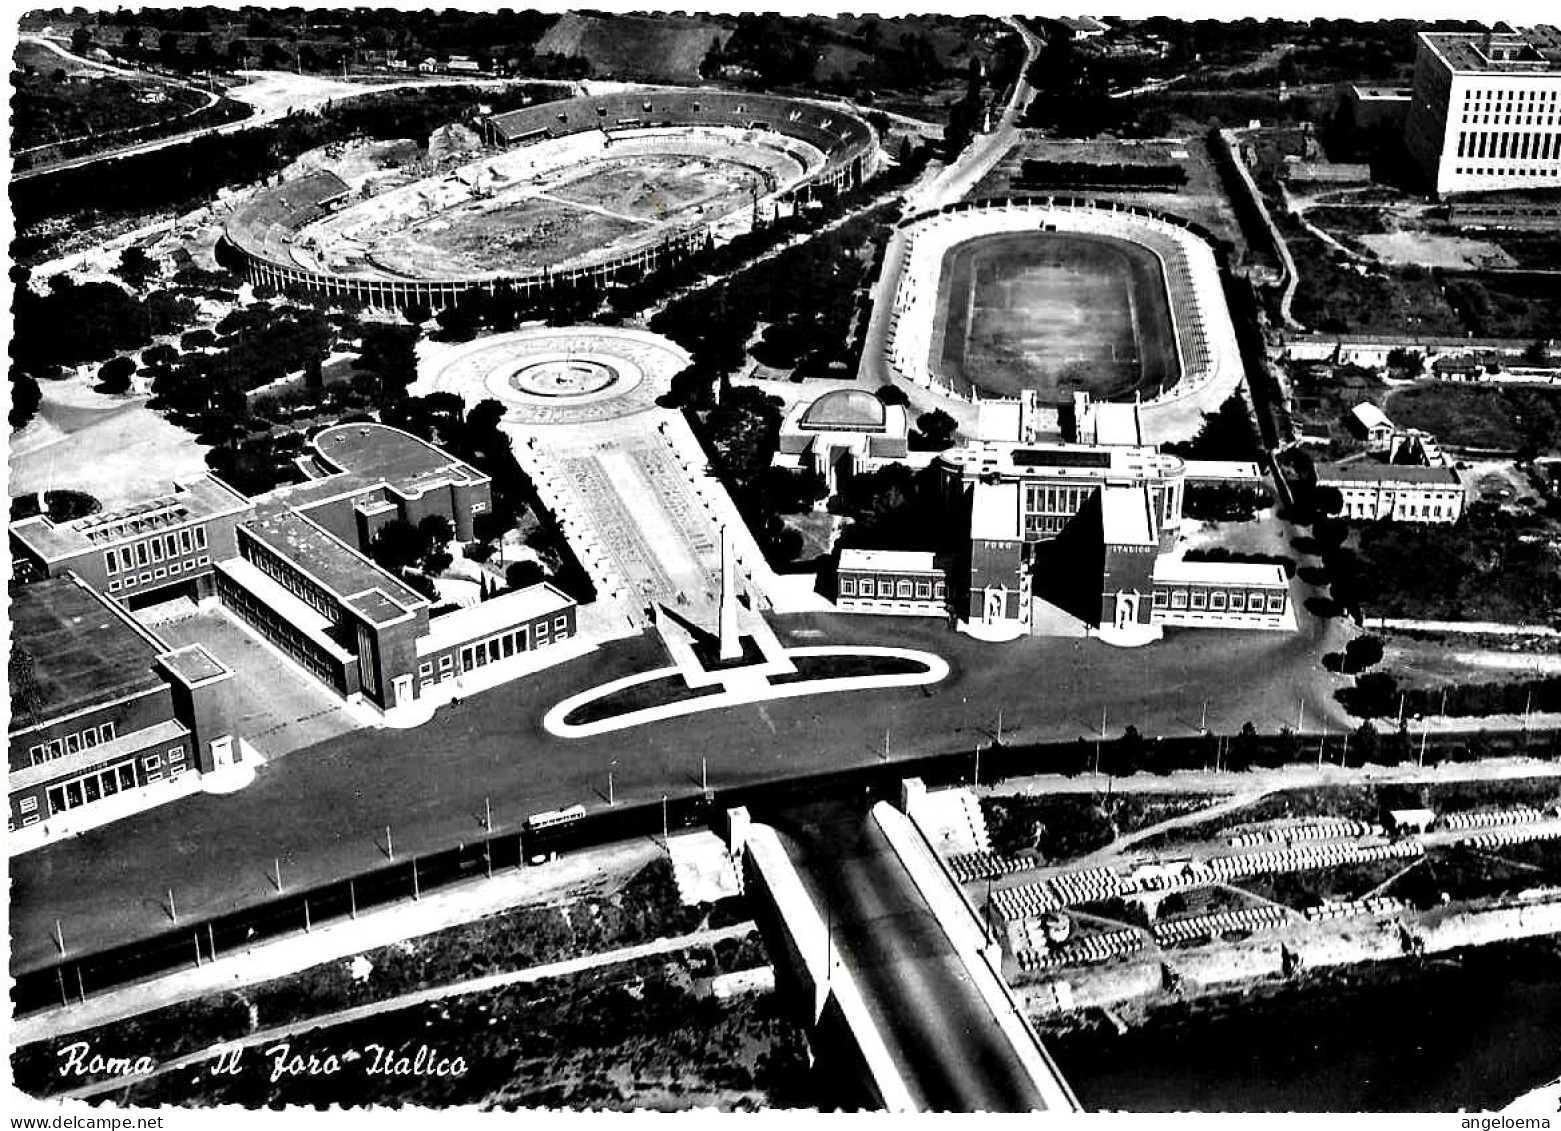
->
[718,525,741,661]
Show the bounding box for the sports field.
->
[932,232,1180,403]
[308,134,807,279]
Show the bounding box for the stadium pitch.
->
[931,232,1180,403]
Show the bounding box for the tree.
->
[369,519,424,572]
[114,247,160,290]
[122,27,143,51]
[97,355,137,394]
[874,383,910,407]
[1313,484,1344,517]
[70,25,94,54]
[417,514,453,549]
[506,560,546,590]
[1523,339,1554,367]
[913,408,959,451]
[1385,347,1424,376]
[10,369,43,430]
[1343,634,1384,674]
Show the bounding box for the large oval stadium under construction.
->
[222,90,879,310]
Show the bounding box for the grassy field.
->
[1385,384,1561,454]
[1352,506,1561,625]
[983,792,1225,863]
[932,231,1178,402]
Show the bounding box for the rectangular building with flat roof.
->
[1404,27,1561,195]
[8,575,234,832]
[836,548,949,617]
[1315,460,1465,523]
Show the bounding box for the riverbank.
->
[1034,929,1561,1111]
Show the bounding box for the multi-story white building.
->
[1314,462,1466,523]
[1404,26,1561,196]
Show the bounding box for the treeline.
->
[980,722,1561,783]
[11,84,562,263]
[1339,674,1561,721]
[1017,159,1187,191]
[1182,482,1272,522]
[650,200,903,403]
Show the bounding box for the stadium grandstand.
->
[223,91,878,311]
[884,197,1241,413]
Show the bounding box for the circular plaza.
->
[418,326,690,426]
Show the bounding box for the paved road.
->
[857,16,1042,393]
[10,605,1353,972]
[772,801,1048,1111]
[13,54,563,182]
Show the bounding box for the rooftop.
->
[157,644,231,688]
[1153,558,1289,587]
[1314,461,1462,485]
[416,582,575,656]
[9,576,167,731]
[971,481,1021,542]
[838,548,939,573]
[242,507,427,618]
[1351,402,1393,431]
[800,389,889,433]
[311,423,489,499]
[1100,484,1157,547]
[1421,28,1561,74]
[945,441,1182,481]
[10,477,252,561]
[1352,85,1413,99]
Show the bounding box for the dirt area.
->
[285,138,426,187]
[9,377,209,509]
[1358,231,1517,271]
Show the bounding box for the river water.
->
[1047,940,1561,1112]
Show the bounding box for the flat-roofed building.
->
[936,430,1294,643]
[413,582,577,692]
[1150,559,1293,630]
[1314,461,1465,522]
[1348,85,1414,132]
[8,575,234,832]
[1404,27,1561,195]
[835,548,948,616]
[9,423,576,722]
[9,477,252,607]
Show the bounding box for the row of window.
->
[242,537,337,621]
[1024,484,1094,519]
[1452,165,1561,177]
[1461,88,1560,105]
[1154,589,1286,614]
[104,526,207,575]
[839,577,947,601]
[107,555,210,593]
[421,616,573,684]
[217,575,347,688]
[1454,129,1561,160]
[1342,502,1458,520]
[28,721,117,766]
[19,747,187,824]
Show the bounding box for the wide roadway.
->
[10,607,1347,973]
[772,799,1052,1111]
